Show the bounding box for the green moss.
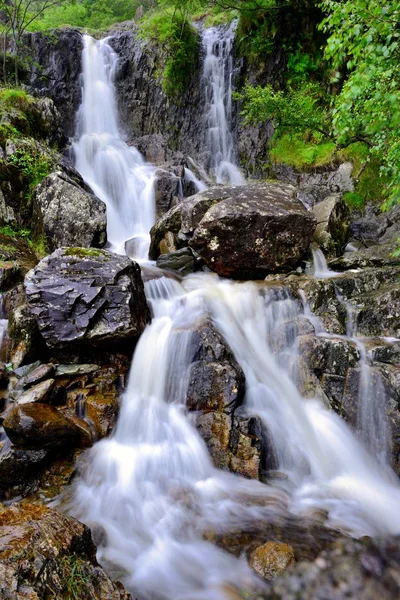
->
[343,191,364,209]
[139,11,199,102]
[339,142,389,205]
[64,247,108,258]
[270,133,336,169]
[0,243,17,255]
[30,235,48,259]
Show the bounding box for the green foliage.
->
[0,225,30,238]
[7,144,55,198]
[139,8,199,100]
[320,0,400,207]
[270,133,335,169]
[238,82,330,137]
[343,192,364,209]
[286,47,320,84]
[59,554,89,599]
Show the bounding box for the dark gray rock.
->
[136,134,167,164]
[0,442,48,489]
[25,29,83,138]
[24,248,150,355]
[32,171,107,252]
[187,319,245,414]
[312,194,350,255]
[189,183,316,278]
[154,168,180,218]
[151,183,316,278]
[156,248,196,275]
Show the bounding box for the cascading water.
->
[335,290,391,466]
[202,23,245,185]
[311,247,339,278]
[74,35,156,258]
[67,32,400,600]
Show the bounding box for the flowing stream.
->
[70,34,400,599]
[201,23,245,185]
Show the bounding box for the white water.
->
[74,35,156,258]
[335,291,391,467]
[68,33,400,600]
[312,247,339,278]
[202,24,245,185]
[184,166,208,193]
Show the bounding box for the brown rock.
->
[0,503,131,599]
[249,541,295,580]
[3,403,92,449]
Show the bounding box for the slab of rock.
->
[0,503,130,599]
[19,363,54,388]
[0,442,48,489]
[17,378,55,405]
[32,170,107,252]
[3,403,92,449]
[150,183,316,279]
[312,194,350,255]
[55,364,99,377]
[156,248,196,274]
[154,168,180,217]
[25,248,150,354]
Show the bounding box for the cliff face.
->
[24,24,269,171]
[25,29,83,139]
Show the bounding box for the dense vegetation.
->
[0,0,398,208]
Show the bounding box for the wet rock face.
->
[3,403,93,449]
[24,248,150,356]
[32,170,107,252]
[25,29,83,138]
[150,183,316,279]
[186,319,266,479]
[0,503,130,600]
[108,27,204,159]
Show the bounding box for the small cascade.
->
[0,295,8,362]
[73,35,156,259]
[202,23,245,185]
[184,166,207,192]
[312,247,339,279]
[336,291,391,466]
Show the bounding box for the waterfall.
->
[312,247,339,278]
[202,23,245,185]
[67,34,400,599]
[335,291,391,466]
[73,35,156,259]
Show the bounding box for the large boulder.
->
[24,248,150,355]
[32,171,107,252]
[150,183,316,279]
[312,194,350,255]
[3,403,93,449]
[0,503,130,599]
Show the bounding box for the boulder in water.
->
[32,170,107,252]
[25,248,150,356]
[150,183,316,278]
